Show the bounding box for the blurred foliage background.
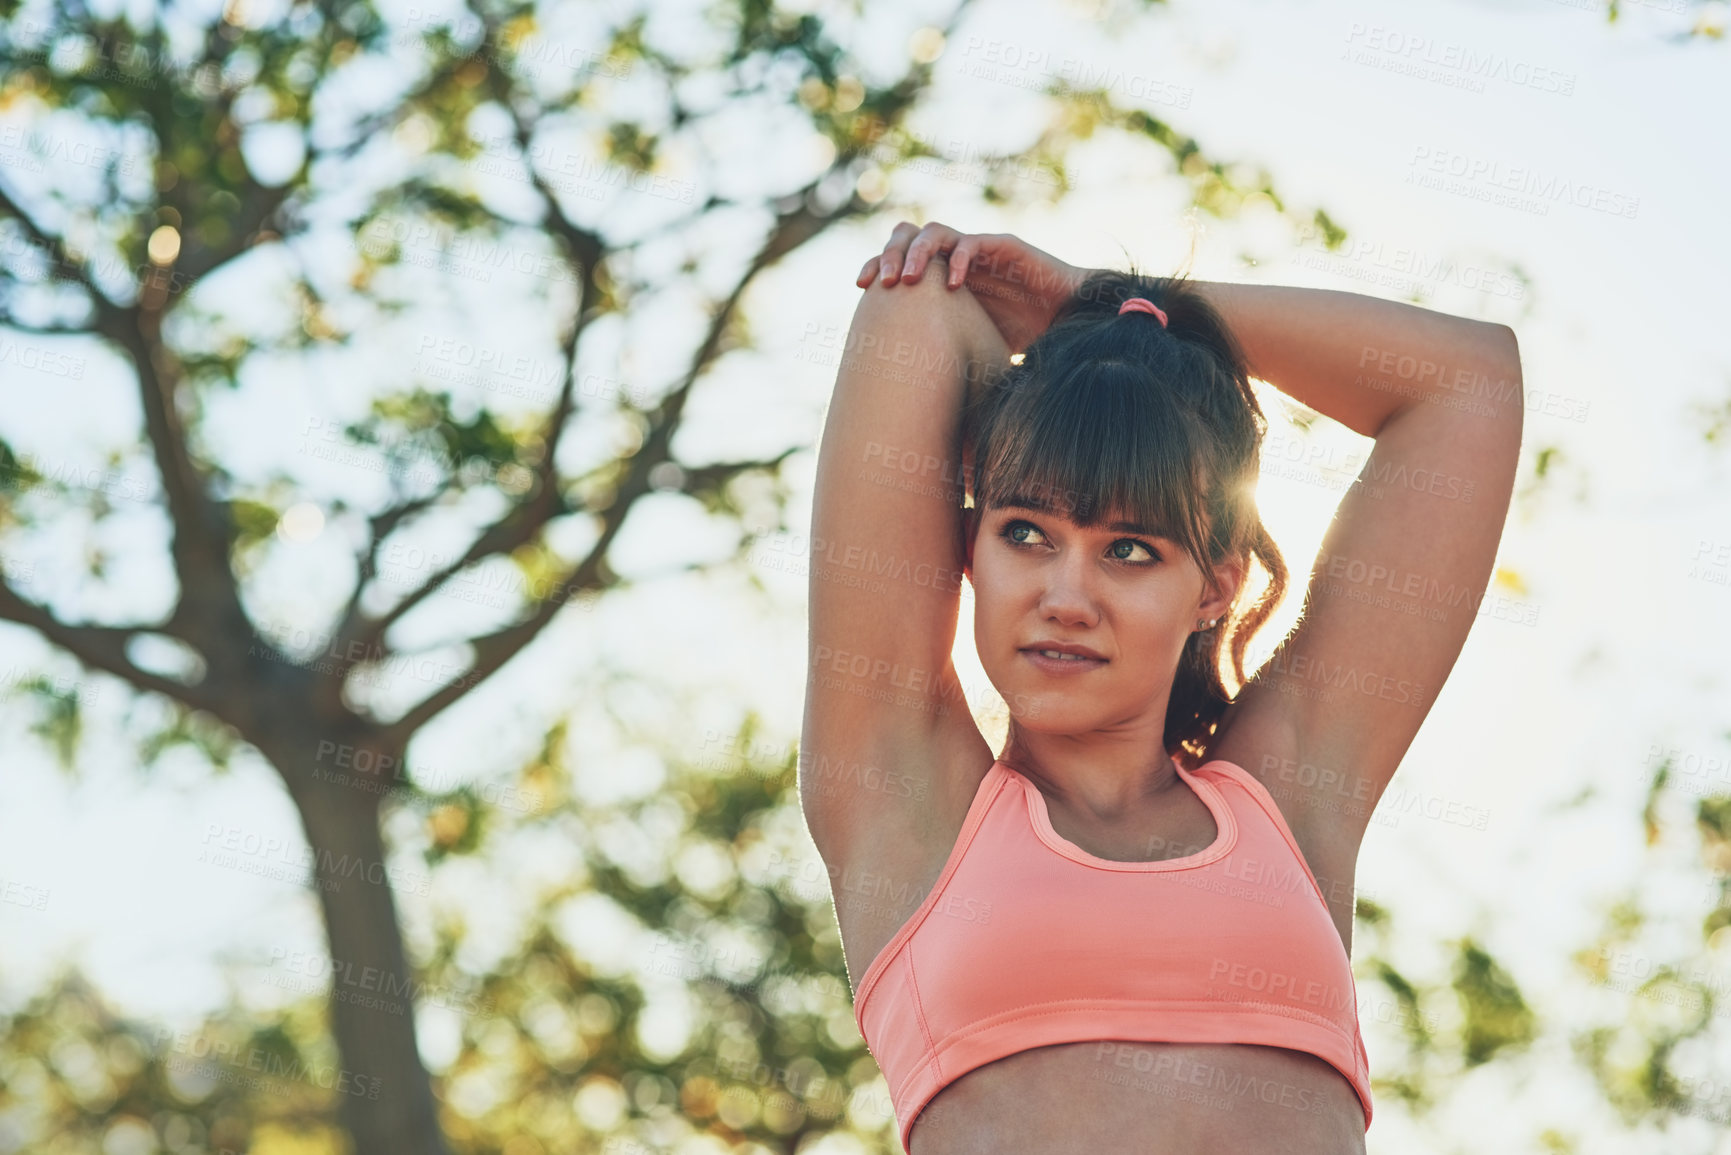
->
[1,0,1728,1152]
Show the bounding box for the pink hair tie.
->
[1119,297,1168,327]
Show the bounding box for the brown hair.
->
[962,265,1289,763]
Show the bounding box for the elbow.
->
[1489,323,1522,377]
[1481,323,1523,386]
[1486,322,1524,431]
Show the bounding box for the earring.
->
[1195,617,1217,631]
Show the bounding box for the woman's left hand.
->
[855,220,1085,356]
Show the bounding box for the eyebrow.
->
[996,496,1171,540]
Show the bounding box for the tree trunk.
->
[278,732,452,1155]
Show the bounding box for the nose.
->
[1036,549,1102,627]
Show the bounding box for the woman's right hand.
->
[855,221,1087,356]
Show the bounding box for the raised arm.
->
[865,228,1524,856]
[1190,281,1524,853]
[1188,280,1521,435]
[800,250,1012,869]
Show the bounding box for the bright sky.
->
[2,0,1728,1148]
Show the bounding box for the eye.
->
[1108,538,1161,564]
[998,520,1161,566]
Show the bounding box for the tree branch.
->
[358,0,936,740]
[0,181,125,324]
[0,176,252,660]
[374,184,854,741]
[329,21,612,674]
[329,489,449,660]
[115,309,256,649]
[0,579,226,718]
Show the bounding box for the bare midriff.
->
[905,1037,1368,1155]
[838,758,1369,1154]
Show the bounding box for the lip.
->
[1021,641,1108,660]
[1021,649,1107,675]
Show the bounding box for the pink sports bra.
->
[851,756,1373,1150]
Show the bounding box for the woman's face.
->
[963,500,1240,735]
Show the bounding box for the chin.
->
[992,680,1100,730]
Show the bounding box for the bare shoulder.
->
[1203,693,1364,948]
[802,690,996,877]
[803,699,997,989]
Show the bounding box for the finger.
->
[901,223,961,283]
[901,224,957,282]
[877,220,923,285]
[947,237,975,288]
[859,228,907,287]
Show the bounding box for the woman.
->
[800,220,1523,1153]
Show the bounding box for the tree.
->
[14,0,1690,1150]
[0,0,1328,1148]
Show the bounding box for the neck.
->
[1000,730,1183,820]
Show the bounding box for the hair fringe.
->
[965,263,1291,763]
